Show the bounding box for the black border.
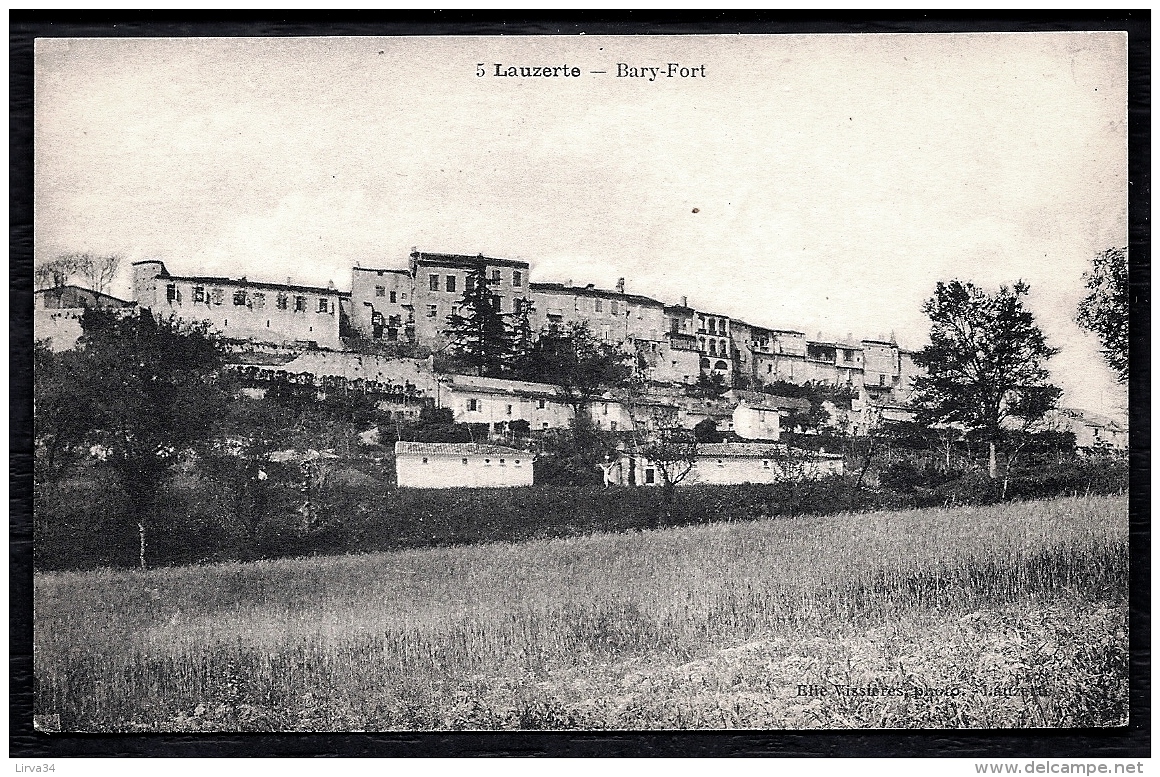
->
[10,11,1150,758]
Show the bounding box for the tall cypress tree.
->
[442,267,515,376]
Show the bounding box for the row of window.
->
[428,270,522,293]
[698,336,729,357]
[697,315,728,336]
[466,398,549,412]
[374,286,404,303]
[418,456,524,466]
[168,284,333,314]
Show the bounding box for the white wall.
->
[396,452,534,488]
[733,404,781,441]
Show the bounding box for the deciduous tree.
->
[63,309,226,568]
[912,280,1061,479]
[1076,247,1129,384]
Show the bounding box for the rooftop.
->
[411,251,530,270]
[134,261,348,297]
[395,441,531,457]
[695,442,843,459]
[35,284,136,307]
[530,282,665,308]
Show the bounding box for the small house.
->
[611,442,844,487]
[394,441,534,488]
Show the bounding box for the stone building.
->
[394,441,534,488]
[409,251,532,348]
[348,266,414,342]
[436,374,573,433]
[529,279,666,344]
[131,260,348,349]
[34,285,137,351]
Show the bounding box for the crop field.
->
[34,494,1128,731]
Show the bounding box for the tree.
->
[912,280,1061,479]
[693,417,723,443]
[442,268,515,376]
[1076,247,1129,384]
[518,322,633,430]
[637,426,698,508]
[34,252,122,294]
[64,308,226,568]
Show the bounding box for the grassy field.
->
[34,494,1128,731]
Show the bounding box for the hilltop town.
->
[34,249,1126,481]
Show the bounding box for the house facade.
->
[394,441,534,488]
[610,442,844,487]
[410,251,533,347]
[132,260,348,349]
[348,266,414,342]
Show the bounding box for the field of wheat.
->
[33,494,1128,731]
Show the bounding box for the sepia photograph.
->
[29,31,1130,734]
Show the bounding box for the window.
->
[763,460,770,469]
[427,304,438,318]
[537,399,546,409]
[193,285,205,303]
[318,298,330,313]
[506,404,513,416]
[610,301,619,315]
[768,364,773,374]
[602,403,608,415]
[462,458,468,465]
[446,275,457,293]
[513,270,522,287]
[252,293,265,310]
[295,296,306,312]
[389,290,397,303]
[276,293,288,310]
[645,468,655,484]
[542,422,549,429]
[233,290,247,306]
[610,421,618,432]
[514,459,522,466]
[166,283,178,302]
[465,275,475,291]
[375,285,385,297]
[880,374,887,386]
[422,457,428,464]
[717,459,724,467]
[484,458,491,466]
[491,269,501,282]
[467,398,478,411]
[499,459,506,466]
[491,296,501,311]
[595,299,603,313]
[429,274,439,291]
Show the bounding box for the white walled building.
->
[732,400,782,441]
[395,441,534,488]
[132,260,348,349]
[437,374,574,433]
[611,442,844,487]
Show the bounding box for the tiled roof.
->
[412,251,530,269]
[394,441,531,457]
[529,282,665,308]
[35,285,136,307]
[694,443,843,459]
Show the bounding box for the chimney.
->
[681,295,688,308]
[564,279,572,287]
[286,277,292,285]
[847,332,853,343]
[616,278,625,294]
[586,283,595,289]
[328,280,336,291]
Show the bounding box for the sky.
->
[34,33,1128,418]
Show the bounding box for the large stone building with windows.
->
[132,260,349,349]
[409,251,532,348]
